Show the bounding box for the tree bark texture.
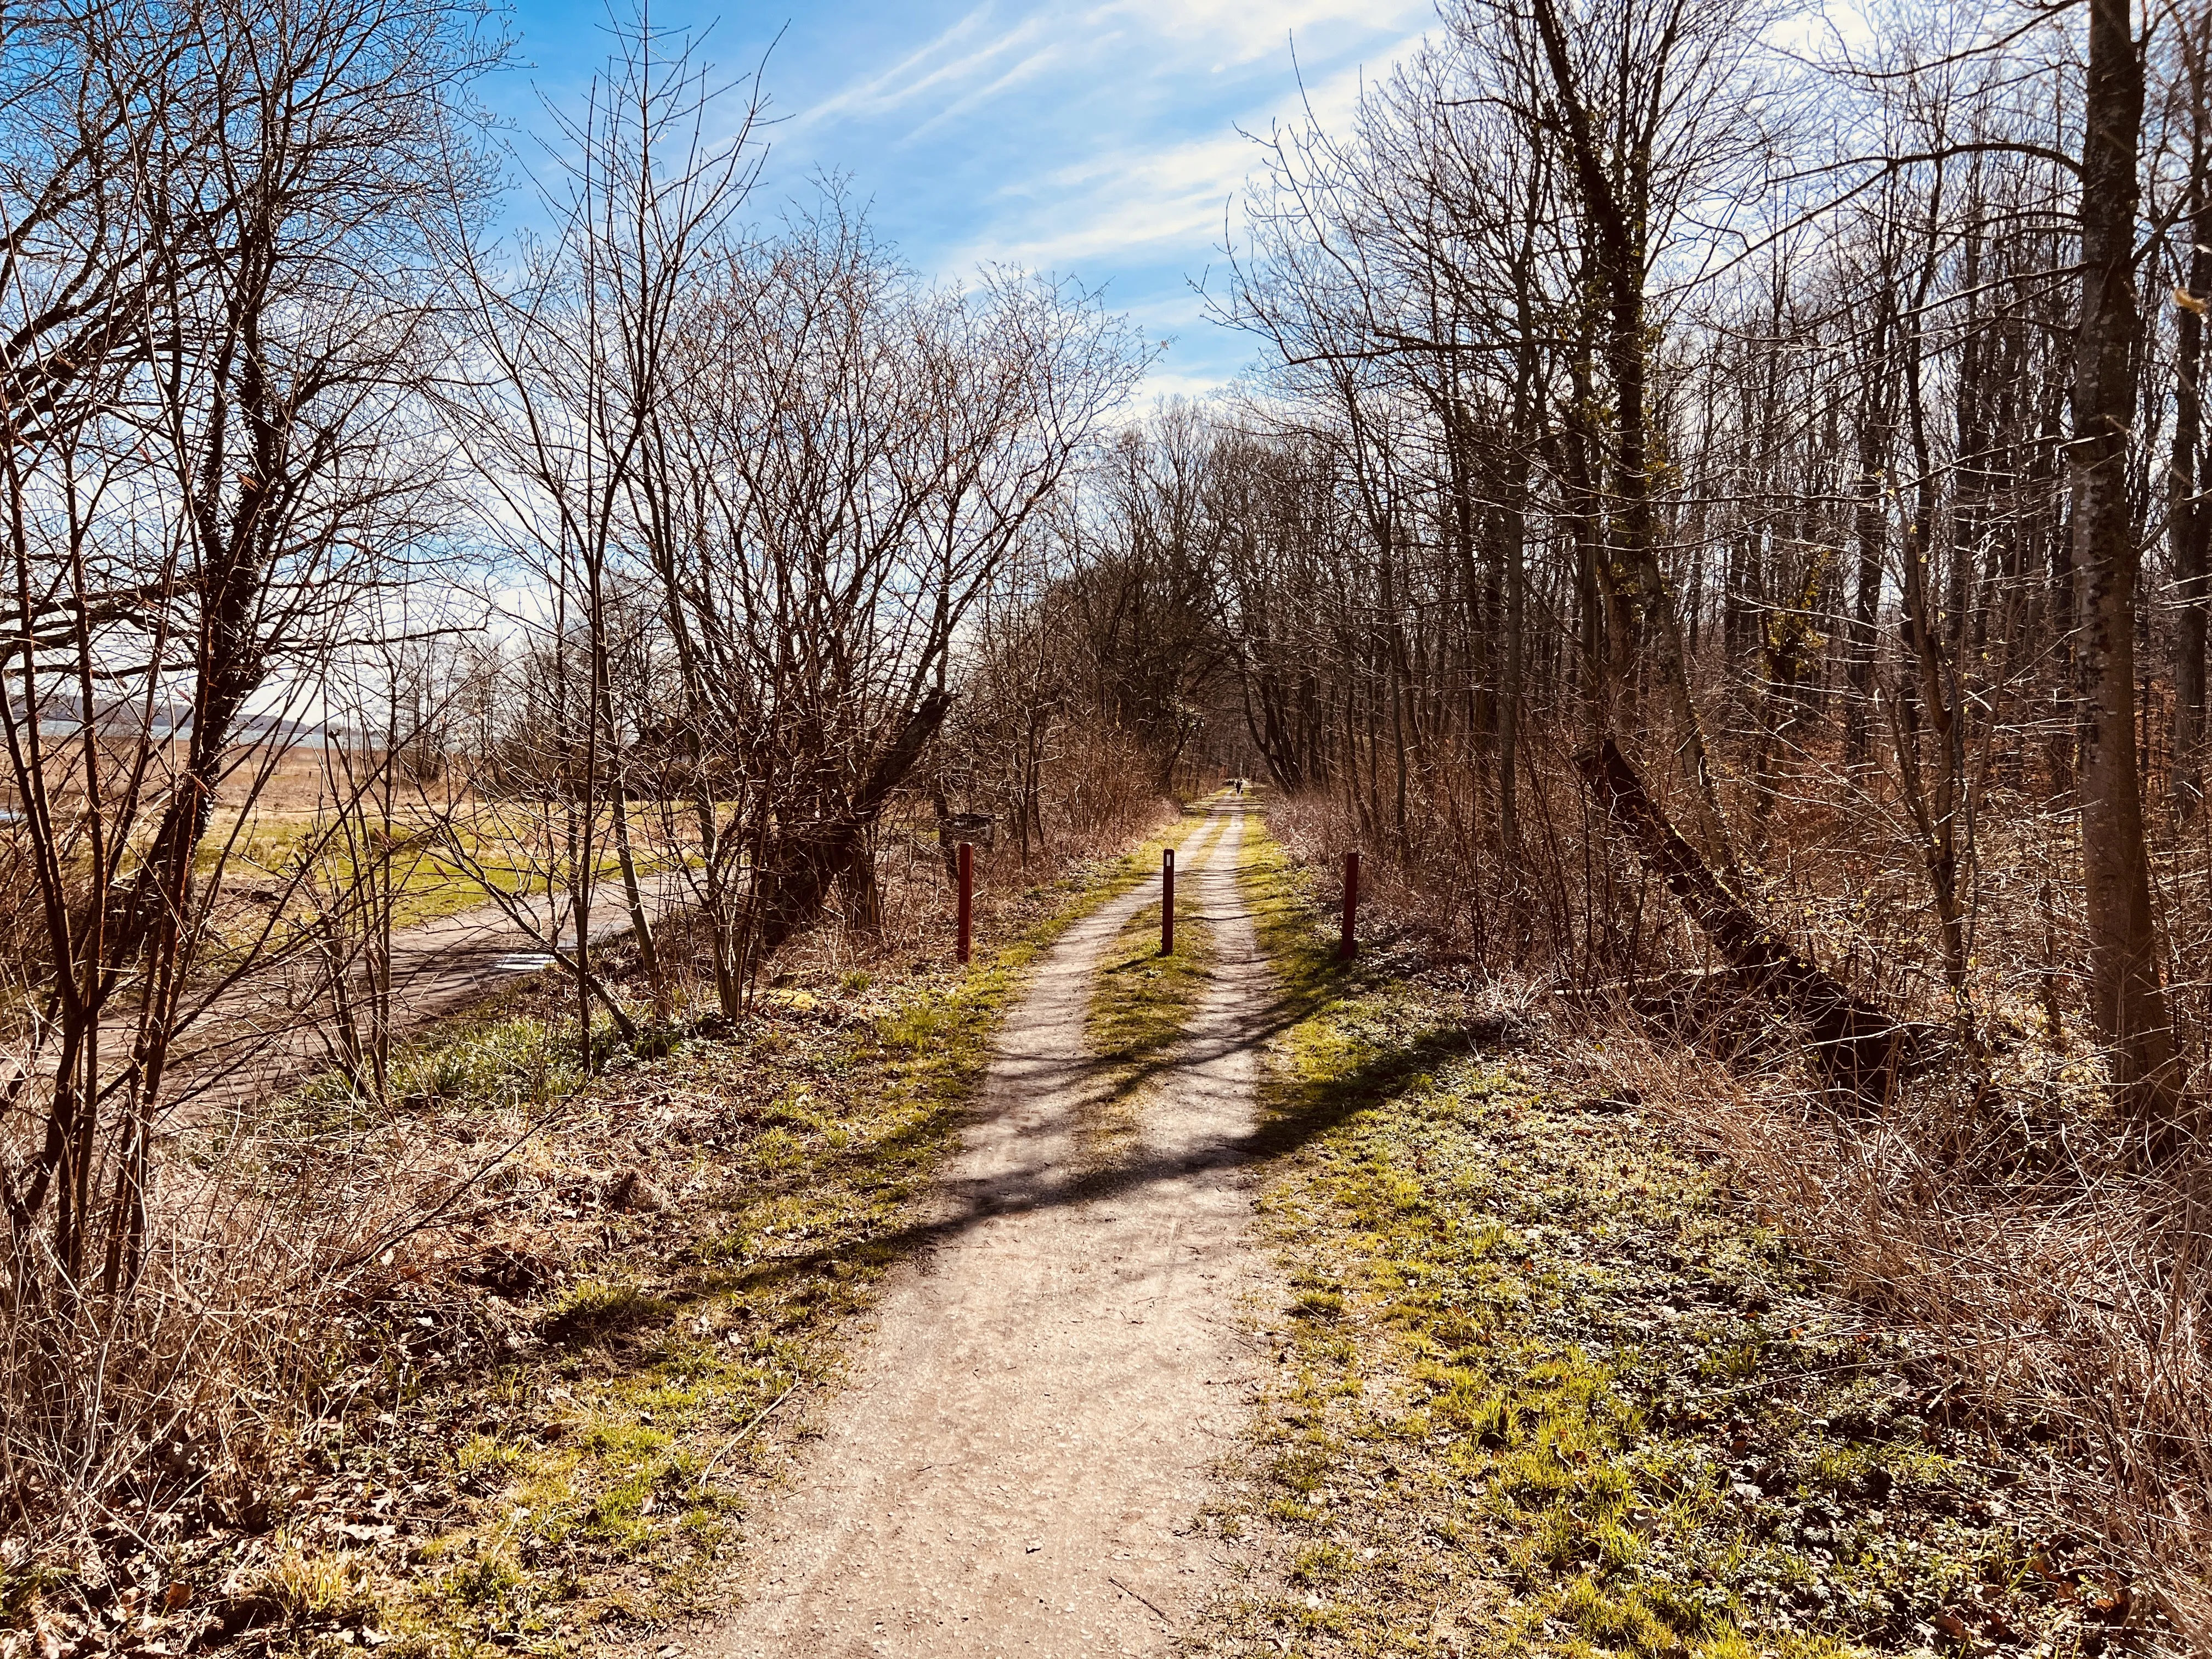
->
[753,690,953,956]
[1578,737,1917,1096]
[2070,0,2185,1139]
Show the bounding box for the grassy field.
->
[206,803,662,940]
[1192,812,2114,1659]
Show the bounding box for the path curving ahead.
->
[714,797,1274,1658]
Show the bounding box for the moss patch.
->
[1195,809,2109,1659]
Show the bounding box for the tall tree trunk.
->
[2172,112,2211,816]
[1530,0,1734,873]
[1846,328,1891,771]
[1577,736,1916,1096]
[2072,0,2185,1140]
[752,691,952,956]
[1500,448,1528,865]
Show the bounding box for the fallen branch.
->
[696,1375,805,1483]
[1107,1574,1173,1624]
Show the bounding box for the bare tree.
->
[644,204,1139,998]
[435,6,767,1064]
[0,0,500,1290]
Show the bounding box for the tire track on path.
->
[714,797,1274,1658]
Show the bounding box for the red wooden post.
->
[956,842,974,964]
[1339,850,1359,961]
[1161,848,1176,955]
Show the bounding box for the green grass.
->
[199,803,687,960]
[1193,806,2095,1659]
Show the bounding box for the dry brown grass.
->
[1566,1022,2212,1650]
[1262,771,2212,1654]
[2,1087,517,1577]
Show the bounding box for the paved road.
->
[714,798,1274,1657]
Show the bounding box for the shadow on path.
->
[644,969,1481,1338]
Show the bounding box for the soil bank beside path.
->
[713,798,1272,1658]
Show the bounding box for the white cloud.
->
[766,0,1435,396]
[799,0,1425,134]
[795,7,1052,125]
[977,131,1255,268]
[899,42,1068,141]
[1129,364,1246,405]
[954,51,1410,272]
[1094,0,1431,67]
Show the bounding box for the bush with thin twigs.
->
[1,1091,520,1568]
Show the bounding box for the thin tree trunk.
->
[2072,0,2185,1140]
[1500,448,1528,866]
[610,783,667,1019]
[2172,117,2210,816]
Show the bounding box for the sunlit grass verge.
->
[1088,897,1217,1073]
[1193,806,2098,1659]
[171,831,1182,1659]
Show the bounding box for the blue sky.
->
[491,0,1437,399]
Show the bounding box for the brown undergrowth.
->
[1581,1034,2212,1650]
[1261,785,2210,1653]
[1193,806,2146,1659]
[1,801,1179,1659]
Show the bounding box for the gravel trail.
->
[714,797,1273,1658]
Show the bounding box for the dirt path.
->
[158,872,691,1112]
[713,798,1273,1657]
